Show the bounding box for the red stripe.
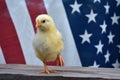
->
[25,0,47,32]
[25,0,59,66]
[0,0,26,64]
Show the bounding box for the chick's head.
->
[35,14,55,31]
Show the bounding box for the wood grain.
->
[0,64,120,80]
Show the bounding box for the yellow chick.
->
[33,14,64,74]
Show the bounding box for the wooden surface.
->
[0,64,120,80]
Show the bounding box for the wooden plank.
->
[0,64,120,80]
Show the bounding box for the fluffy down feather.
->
[33,14,64,74]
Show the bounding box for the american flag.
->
[63,0,120,68]
[0,0,120,68]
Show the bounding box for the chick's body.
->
[33,28,64,62]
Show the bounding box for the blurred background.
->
[0,0,120,68]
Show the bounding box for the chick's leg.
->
[57,54,64,66]
[38,62,55,74]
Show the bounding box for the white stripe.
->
[44,0,82,66]
[5,0,43,65]
[0,47,6,64]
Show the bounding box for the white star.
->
[95,40,104,54]
[104,50,110,63]
[89,61,100,68]
[117,45,120,54]
[79,30,92,44]
[70,0,82,14]
[86,10,98,23]
[94,0,101,3]
[107,32,115,44]
[112,59,120,68]
[104,2,110,14]
[100,20,107,34]
[111,13,120,25]
[116,0,120,6]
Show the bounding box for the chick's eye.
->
[41,20,46,23]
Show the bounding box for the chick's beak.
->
[35,21,41,28]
